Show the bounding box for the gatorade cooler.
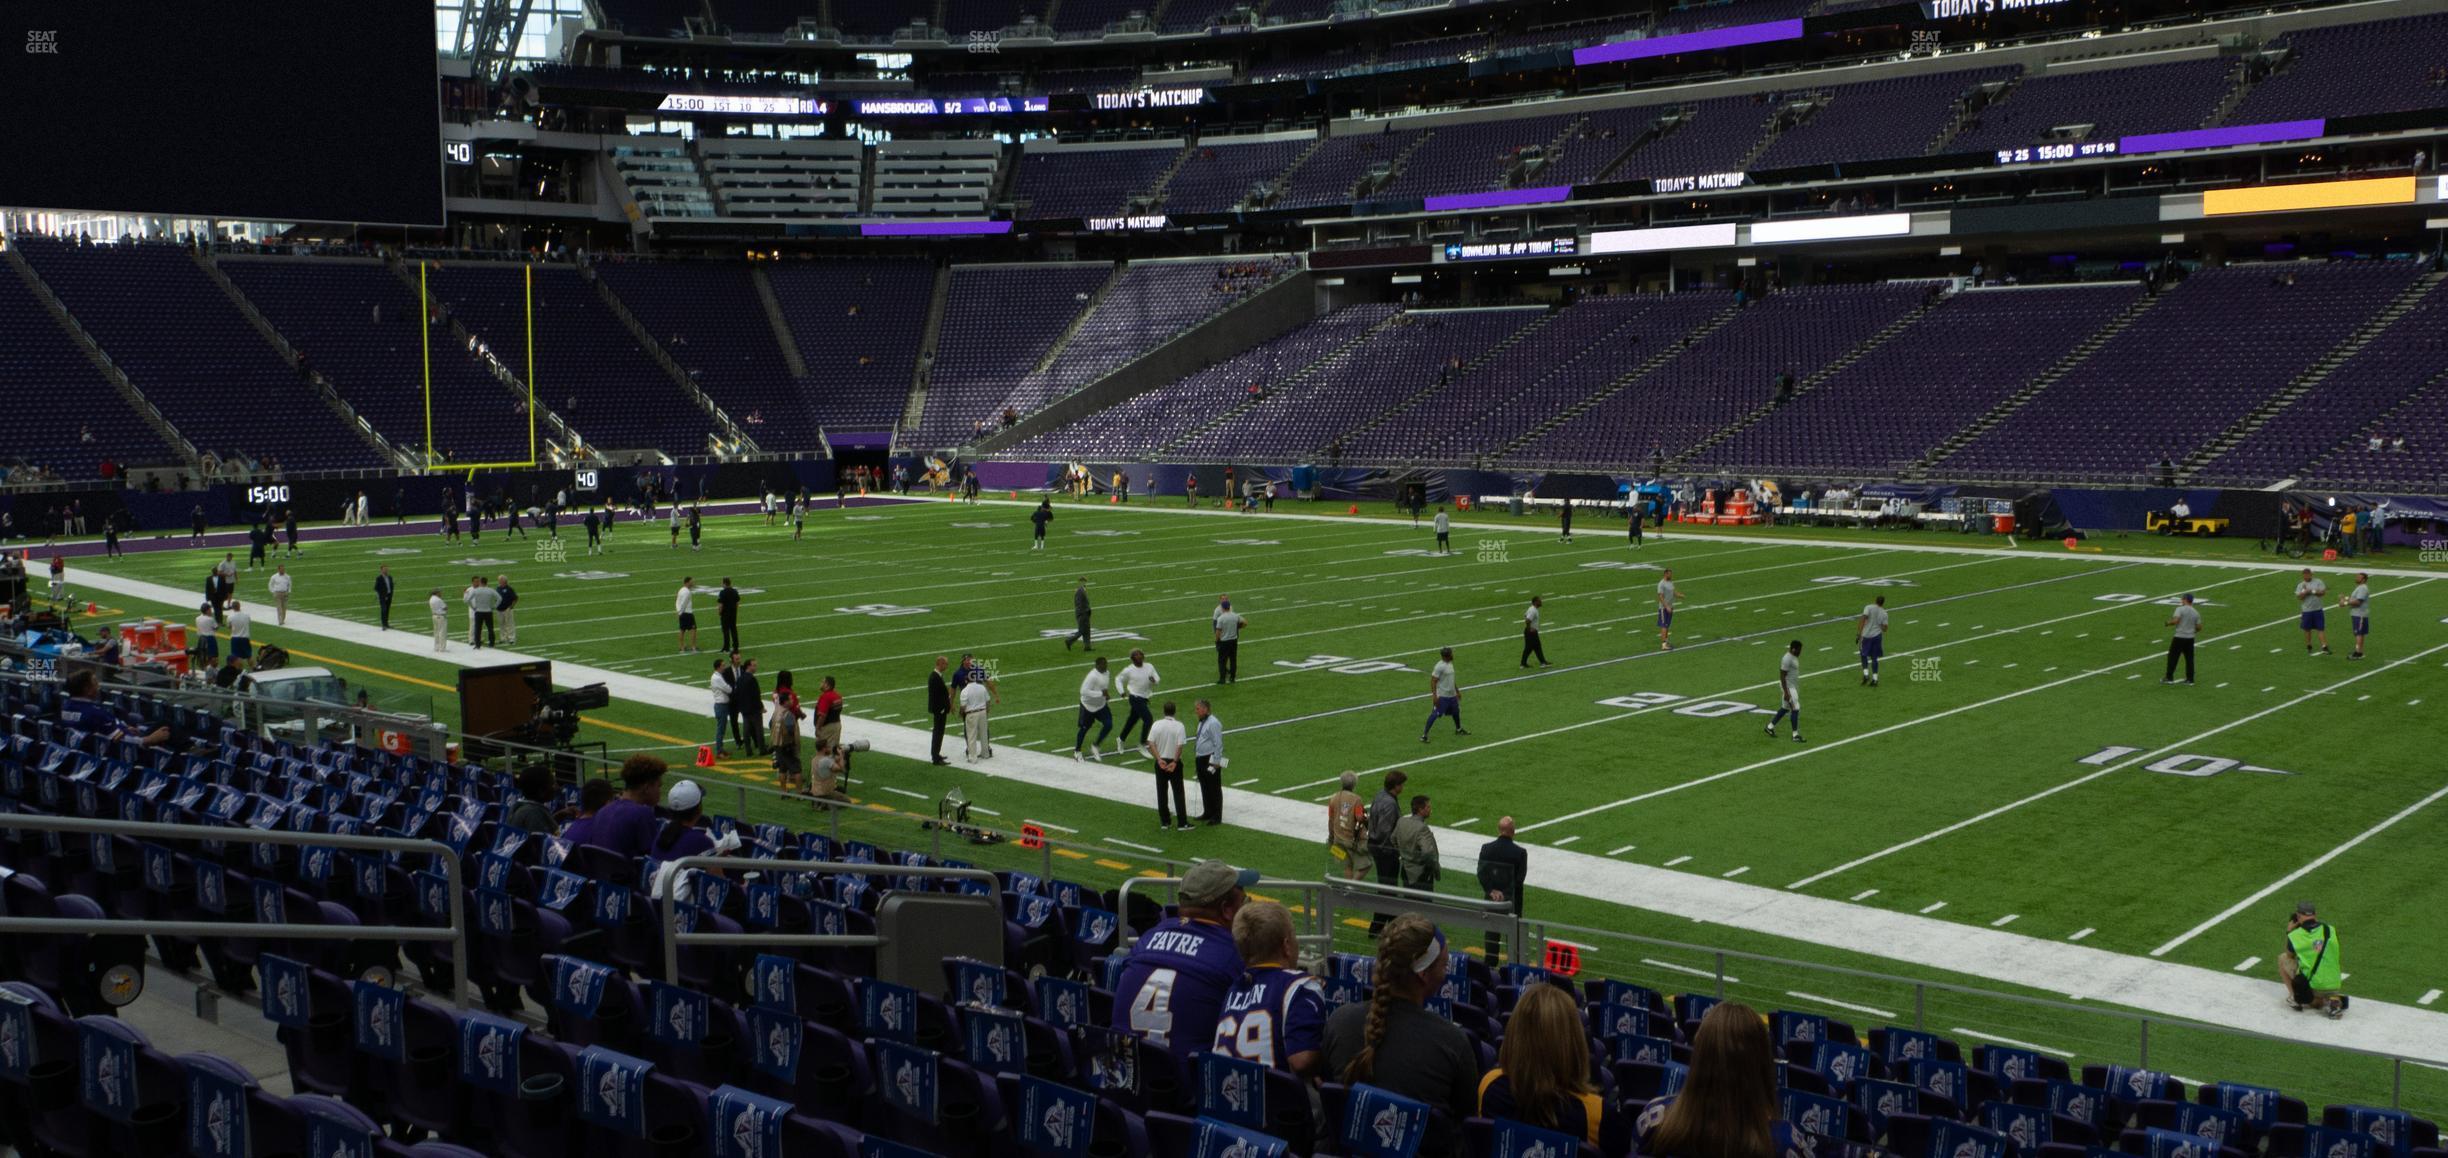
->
[164,624,187,650]
[1456,496,1471,511]
[132,621,162,652]
[1993,514,2015,534]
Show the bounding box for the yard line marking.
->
[1665,856,1692,866]
[1230,777,1260,787]
[1789,622,2448,892]
[1952,1028,2075,1057]
[1608,844,1638,856]
[968,806,1001,816]
[1722,865,1749,878]
[1025,819,1079,833]
[2234,957,2261,972]
[1788,992,1897,1019]
[1851,889,1880,901]
[2152,767,2448,954]
[2420,990,2442,1007]
[1518,569,2275,833]
[2358,694,2372,701]
[1553,835,1583,847]
[1643,958,1738,983]
[2217,682,2230,688]
[1015,738,1050,747]
[1104,838,1165,854]
[1992,914,2019,928]
[881,786,930,800]
[1921,901,1948,914]
[2069,928,2095,941]
[1450,817,1481,828]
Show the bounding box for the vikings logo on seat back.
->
[259,953,311,1028]
[749,954,796,1012]
[2044,1080,2110,1128]
[1082,1024,1140,1095]
[745,1006,801,1082]
[537,868,586,912]
[742,882,780,927]
[1814,1041,1876,1091]
[1072,906,1119,950]
[1877,1029,1945,1065]
[647,982,710,1046]
[458,1011,525,1095]
[0,987,36,1080]
[964,1006,1027,1077]
[873,1038,940,1125]
[2175,1103,2248,1148]
[1018,1074,1099,1157]
[2102,1065,2172,1102]
[1036,976,1090,1030]
[1199,1051,1271,1129]
[1192,1116,1291,1158]
[351,980,406,1061]
[2341,1107,2415,1158]
[78,1020,139,1120]
[197,858,228,912]
[1596,1004,1650,1041]
[591,880,633,926]
[1491,1118,1583,1158]
[1980,1100,2052,1152]
[2140,1126,2218,1158]
[1342,1083,1431,1158]
[1852,1078,1919,1133]
[708,1083,789,1158]
[552,955,611,1017]
[184,1061,251,1158]
[409,869,448,920]
[576,1045,651,1137]
[1925,1117,2008,1158]
[304,1106,380,1158]
[1909,1058,1970,1103]
[2305,1125,2378,1158]
[859,977,919,1043]
[953,958,1006,1008]
[2206,1082,2282,1129]
[1781,1089,1854,1143]
[1613,1033,1676,1066]
[1980,1046,2050,1084]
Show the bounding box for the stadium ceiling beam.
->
[461,0,539,84]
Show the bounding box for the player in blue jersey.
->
[1211,900,1327,1078]
[1111,859,1254,1062]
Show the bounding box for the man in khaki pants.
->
[1325,771,1368,880]
[428,589,449,652]
[268,565,293,626]
[960,670,994,761]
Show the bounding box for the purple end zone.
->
[858,220,1013,237]
[1573,19,1805,67]
[2118,119,2326,156]
[1423,185,1575,213]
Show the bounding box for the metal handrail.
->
[656,856,1000,983]
[0,813,472,1009]
[1523,916,2438,1109]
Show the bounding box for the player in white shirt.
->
[1856,595,1889,686]
[1766,640,1803,742]
[960,676,995,761]
[2294,568,2330,655]
[668,502,682,549]
[1074,656,1115,761]
[676,577,700,653]
[2343,572,2370,660]
[1521,596,1548,668]
[267,565,293,626]
[1115,650,1161,745]
[227,601,255,666]
[428,590,449,652]
[1421,647,1468,741]
[1432,507,1451,555]
[1656,570,1679,651]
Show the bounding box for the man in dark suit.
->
[717,578,743,652]
[374,565,396,630]
[926,656,952,765]
[730,656,766,756]
[1476,817,1529,965]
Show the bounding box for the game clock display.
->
[1994,141,2119,166]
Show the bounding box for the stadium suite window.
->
[433,0,592,66]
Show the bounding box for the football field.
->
[68,494,2448,1109]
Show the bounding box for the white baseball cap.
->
[665,779,705,811]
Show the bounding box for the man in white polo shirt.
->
[227,599,254,667]
[960,670,995,761]
[1144,700,1189,831]
[1115,649,1161,746]
[267,565,293,627]
[1074,656,1114,761]
[428,589,449,652]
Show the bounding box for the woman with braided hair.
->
[1320,914,1480,1157]
[1637,1001,1813,1158]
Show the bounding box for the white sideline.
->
[60,547,2448,1068]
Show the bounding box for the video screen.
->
[1,0,444,226]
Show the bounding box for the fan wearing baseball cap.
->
[1110,859,1256,1063]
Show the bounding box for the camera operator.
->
[2280,902,2346,1019]
[811,734,868,801]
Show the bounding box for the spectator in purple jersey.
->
[558,778,617,847]
[1212,899,1327,1078]
[1112,858,1253,1061]
[579,754,668,862]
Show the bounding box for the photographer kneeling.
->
[810,734,869,802]
[2279,901,2346,1020]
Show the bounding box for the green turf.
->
[71,496,2448,1114]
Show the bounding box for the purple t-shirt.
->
[1213,965,1328,1073]
[583,798,657,860]
[1111,916,1243,1060]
